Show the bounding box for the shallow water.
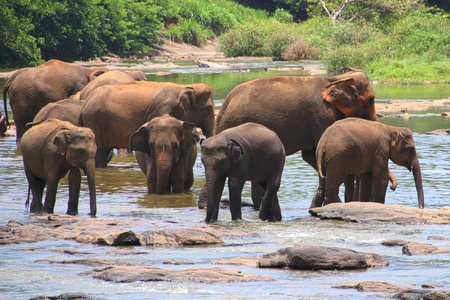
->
[0,62,449,299]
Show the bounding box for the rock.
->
[38,258,148,267]
[30,293,93,300]
[426,129,450,135]
[264,67,304,72]
[427,235,449,241]
[258,244,389,270]
[335,281,409,293]
[381,239,409,247]
[97,230,140,246]
[196,60,230,68]
[213,257,260,268]
[309,203,450,224]
[402,241,450,256]
[82,266,273,283]
[422,283,444,289]
[392,289,450,300]
[139,228,223,246]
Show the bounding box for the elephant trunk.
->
[411,158,424,209]
[155,152,173,194]
[84,161,97,216]
[201,111,215,138]
[205,171,222,222]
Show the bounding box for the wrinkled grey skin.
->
[75,70,147,100]
[316,118,424,208]
[2,59,107,142]
[205,72,378,210]
[81,81,214,167]
[20,119,97,216]
[130,114,199,194]
[27,99,86,128]
[201,122,285,222]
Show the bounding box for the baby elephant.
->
[130,114,199,194]
[316,118,424,208]
[20,119,97,216]
[201,122,285,222]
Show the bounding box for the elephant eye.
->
[77,149,85,154]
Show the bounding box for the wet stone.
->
[309,203,450,224]
[392,289,450,300]
[258,244,389,270]
[402,242,450,256]
[335,281,410,293]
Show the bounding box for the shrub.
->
[321,45,366,72]
[167,19,214,46]
[272,8,293,23]
[282,38,320,61]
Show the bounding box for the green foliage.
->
[167,19,214,46]
[272,8,293,23]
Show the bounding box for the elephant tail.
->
[317,147,326,180]
[25,185,30,210]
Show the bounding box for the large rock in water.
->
[258,244,389,270]
[309,202,450,224]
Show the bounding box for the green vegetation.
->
[1,0,449,82]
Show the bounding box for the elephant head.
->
[389,128,424,209]
[321,72,377,121]
[178,84,215,138]
[54,126,97,215]
[130,114,197,194]
[124,70,147,81]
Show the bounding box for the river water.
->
[0,60,449,299]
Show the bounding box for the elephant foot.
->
[66,209,78,216]
[309,188,325,209]
[259,206,281,222]
[29,203,43,214]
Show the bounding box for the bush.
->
[272,8,293,23]
[321,45,366,72]
[167,19,214,46]
[282,38,320,61]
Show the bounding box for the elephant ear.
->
[129,123,150,155]
[228,139,243,164]
[179,87,196,111]
[321,78,357,117]
[181,121,197,151]
[89,70,105,82]
[54,129,71,156]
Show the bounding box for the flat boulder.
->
[82,266,273,283]
[139,228,223,246]
[309,203,450,224]
[335,281,411,293]
[258,244,389,270]
[402,242,450,256]
[392,289,450,300]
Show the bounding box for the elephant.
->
[20,119,97,216]
[0,112,6,137]
[2,59,107,142]
[130,114,199,194]
[27,99,86,127]
[201,122,285,222]
[74,70,147,100]
[81,81,214,167]
[316,118,424,208]
[207,71,377,209]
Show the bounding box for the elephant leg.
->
[26,169,45,213]
[322,167,345,206]
[302,150,325,209]
[228,177,245,221]
[198,185,207,209]
[95,145,112,168]
[259,180,282,222]
[43,176,60,214]
[251,182,265,210]
[344,174,356,202]
[67,168,81,215]
[371,168,389,204]
[358,173,372,201]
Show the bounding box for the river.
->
[0,60,449,299]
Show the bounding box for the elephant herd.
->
[2,59,424,221]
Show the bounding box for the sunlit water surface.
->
[0,61,449,299]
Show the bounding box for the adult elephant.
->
[2,59,107,142]
[81,81,214,167]
[210,72,377,209]
[130,114,199,194]
[27,98,86,127]
[75,70,147,100]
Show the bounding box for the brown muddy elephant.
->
[20,119,97,216]
[316,118,424,208]
[75,70,147,100]
[209,72,377,209]
[201,123,285,222]
[27,99,86,127]
[130,114,199,194]
[81,81,214,167]
[2,60,107,141]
